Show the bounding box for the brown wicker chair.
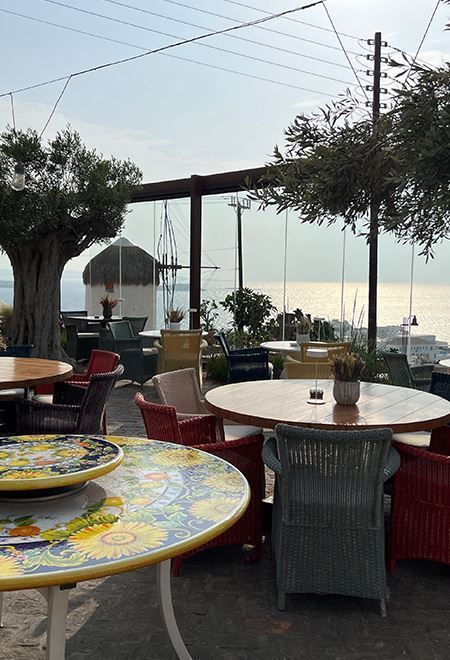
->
[16,365,123,435]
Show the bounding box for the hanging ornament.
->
[11,161,25,191]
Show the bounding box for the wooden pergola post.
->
[189,175,202,329]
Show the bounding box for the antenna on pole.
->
[229,194,251,290]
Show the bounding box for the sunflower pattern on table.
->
[0,436,123,490]
[0,437,249,589]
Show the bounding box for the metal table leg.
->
[38,585,71,660]
[156,560,192,660]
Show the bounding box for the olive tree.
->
[0,127,142,358]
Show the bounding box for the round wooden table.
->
[0,357,72,390]
[0,435,249,660]
[205,380,450,433]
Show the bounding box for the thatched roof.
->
[82,238,160,286]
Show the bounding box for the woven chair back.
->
[430,370,450,400]
[301,341,351,362]
[153,368,203,414]
[77,364,123,434]
[380,351,414,388]
[86,350,120,377]
[109,321,134,341]
[123,316,147,335]
[275,424,392,528]
[135,393,182,443]
[161,330,202,360]
[215,332,231,356]
[283,356,331,379]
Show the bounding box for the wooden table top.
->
[205,380,450,433]
[0,357,73,390]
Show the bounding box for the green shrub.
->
[206,354,228,383]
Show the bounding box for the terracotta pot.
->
[333,380,360,405]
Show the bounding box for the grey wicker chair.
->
[99,321,157,386]
[16,365,124,435]
[262,424,400,614]
[380,351,433,391]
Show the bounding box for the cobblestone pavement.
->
[2,381,449,660]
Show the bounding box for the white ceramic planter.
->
[296,332,310,346]
[333,380,360,405]
[169,322,181,330]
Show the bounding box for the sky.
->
[0,0,450,288]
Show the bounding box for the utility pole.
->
[229,194,251,289]
[367,32,386,352]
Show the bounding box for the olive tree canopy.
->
[0,126,142,358]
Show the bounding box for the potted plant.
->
[330,352,365,405]
[293,309,312,345]
[166,307,186,330]
[100,295,117,319]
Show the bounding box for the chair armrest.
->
[53,381,86,406]
[178,414,218,446]
[200,340,208,349]
[154,340,162,350]
[262,437,282,475]
[16,399,81,434]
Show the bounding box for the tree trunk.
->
[8,237,68,359]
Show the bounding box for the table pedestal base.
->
[156,559,192,660]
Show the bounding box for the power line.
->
[39,76,72,137]
[220,0,362,41]
[404,0,441,84]
[98,0,359,54]
[0,4,337,99]
[34,2,355,86]
[322,4,369,101]
[96,0,354,71]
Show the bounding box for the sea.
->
[0,269,449,345]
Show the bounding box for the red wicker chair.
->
[389,430,450,572]
[134,393,264,575]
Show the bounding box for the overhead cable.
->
[29,5,355,86]
[95,0,354,70]
[322,4,369,101]
[97,0,358,54]
[404,0,441,84]
[220,0,361,41]
[0,2,339,99]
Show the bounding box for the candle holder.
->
[306,347,328,405]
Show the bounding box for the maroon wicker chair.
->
[389,430,450,572]
[16,365,124,435]
[135,393,264,575]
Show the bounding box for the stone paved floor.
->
[2,381,450,659]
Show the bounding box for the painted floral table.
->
[0,435,250,660]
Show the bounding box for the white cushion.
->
[392,432,431,447]
[33,394,53,404]
[143,347,158,356]
[224,425,262,441]
[0,389,25,400]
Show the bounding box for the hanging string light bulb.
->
[11,161,25,191]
